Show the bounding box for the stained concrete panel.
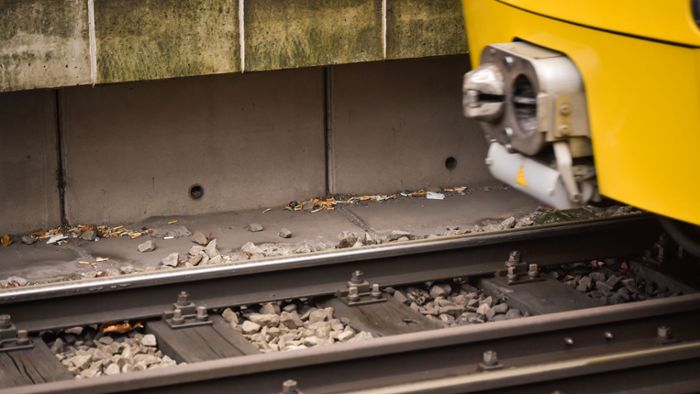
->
[0,90,61,234]
[331,55,491,194]
[61,69,325,225]
[95,0,239,84]
[0,0,91,92]
[245,0,383,71]
[386,0,467,60]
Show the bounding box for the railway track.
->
[2,214,699,393]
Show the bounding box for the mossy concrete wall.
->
[0,0,466,92]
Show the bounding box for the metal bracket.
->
[162,291,213,329]
[0,314,34,352]
[502,251,544,285]
[336,270,388,306]
[553,141,583,204]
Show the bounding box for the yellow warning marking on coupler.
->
[516,165,528,187]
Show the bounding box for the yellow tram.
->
[461,0,700,252]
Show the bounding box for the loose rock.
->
[337,231,358,248]
[191,231,208,246]
[141,334,157,347]
[204,239,219,258]
[137,240,156,253]
[161,253,179,267]
[241,320,261,334]
[241,241,263,255]
[80,230,97,241]
[222,308,239,325]
[152,225,191,239]
[278,228,293,239]
[248,223,264,232]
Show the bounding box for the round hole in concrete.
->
[445,157,457,171]
[189,184,204,200]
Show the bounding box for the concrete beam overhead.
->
[0,0,91,92]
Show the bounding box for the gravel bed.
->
[546,259,682,305]
[48,325,177,379]
[221,300,374,352]
[390,279,525,327]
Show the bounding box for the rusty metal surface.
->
[7,293,700,393]
[0,215,659,332]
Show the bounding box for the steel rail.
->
[0,215,660,332]
[351,341,700,394]
[7,292,700,394]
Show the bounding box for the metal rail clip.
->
[162,291,213,329]
[0,314,34,352]
[502,251,545,285]
[337,270,387,306]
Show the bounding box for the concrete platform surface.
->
[0,186,540,285]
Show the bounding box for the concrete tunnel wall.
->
[0,55,492,233]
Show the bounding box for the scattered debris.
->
[0,276,29,288]
[95,257,109,263]
[21,235,37,245]
[285,186,468,213]
[167,220,178,225]
[137,240,156,253]
[1,234,12,247]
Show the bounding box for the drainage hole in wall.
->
[189,185,204,200]
[445,157,457,171]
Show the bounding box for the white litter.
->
[47,234,68,244]
[426,192,445,200]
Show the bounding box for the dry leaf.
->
[167,220,178,225]
[1,234,11,248]
[100,321,144,334]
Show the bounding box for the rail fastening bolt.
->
[172,308,184,323]
[507,251,521,266]
[350,270,365,284]
[528,264,539,279]
[348,286,360,302]
[177,291,190,306]
[657,325,672,340]
[507,266,517,283]
[0,314,11,329]
[482,350,498,366]
[196,306,208,321]
[370,283,381,299]
[281,379,299,394]
[16,329,29,345]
